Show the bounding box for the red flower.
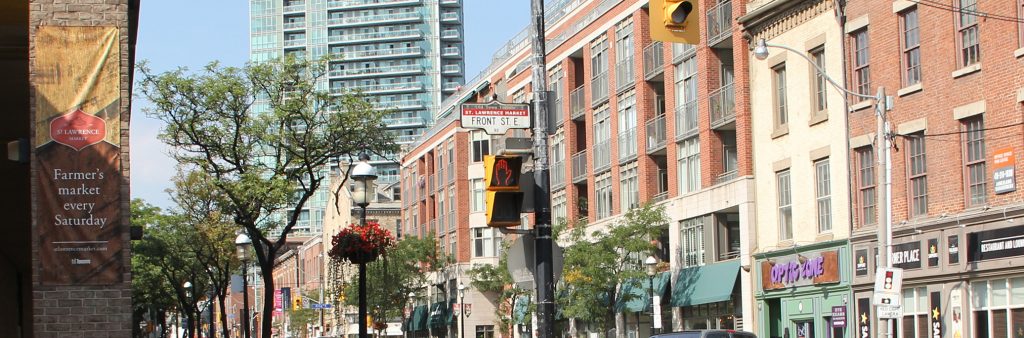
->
[328,221,396,264]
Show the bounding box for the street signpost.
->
[460,102,531,135]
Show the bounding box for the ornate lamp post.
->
[235,233,253,338]
[645,256,658,336]
[184,281,194,338]
[457,283,467,338]
[406,292,416,338]
[351,153,377,338]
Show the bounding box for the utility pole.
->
[529,1,555,338]
[874,86,894,338]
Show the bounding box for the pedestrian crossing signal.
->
[484,155,524,227]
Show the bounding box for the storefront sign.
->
[855,249,869,276]
[930,291,942,338]
[993,147,1015,194]
[891,241,922,269]
[948,235,960,264]
[968,225,1024,262]
[832,306,847,328]
[927,239,940,267]
[761,250,840,290]
[274,289,283,313]
[951,288,963,338]
[858,298,871,338]
[34,26,124,285]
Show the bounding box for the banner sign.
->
[993,147,1015,194]
[34,26,123,285]
[274,289,283,313]
[948,235,960,264]
[761,250,840,290]
[855,249,869,276]
[832,306,847,328]
[858,298,871,338]
[930,291,942,338]
[927,239,940,267]
[968,225,1024,262]
[890,241,922,269]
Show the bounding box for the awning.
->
[513,295,531,325]
[408,305,427,332]
[616,271,671,313]
[427,301,450,328]
[671,260,740,307]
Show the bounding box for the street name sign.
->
[461,102,531,135]
[877,305,903,319]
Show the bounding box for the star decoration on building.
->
[933,307,940,320]
[861,312,868,324]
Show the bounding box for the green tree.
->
[131,199,178,338]
[138,56,398,338]
[556,203,668,337]
[466,241,529,337]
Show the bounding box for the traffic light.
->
[293,297,302,311]
[649,0,699,45]
[484,155,524,227]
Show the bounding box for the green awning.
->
[616,271,671,313]
[409,305,427,331]
[513,295,531,325]
[428,301,450,328]
[671,260,740,307]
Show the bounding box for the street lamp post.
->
[457,283,467,338]
[753,38,893,338]
[645,256,657,336]
[236,234,253,338]
[351,153,378,338]
[184,281,194,338]
[406,292,416,338]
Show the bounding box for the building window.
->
[777,169,792,240]
[591,37,609,104]
[471,131,490,162]
[449,234,456,258]
[470,179,484,212]
[550,67,565,124]
[815,158,832,232]
[448,140,455,182]
[810,46,827,112]
[964,116,987,206]
[473,227,500,258]
[906,133,928,217]
[900,8,921,87]
[615,19,634,87]
[957,0,981,67]
[677,137,701,194]
[449,186,456,232]
[552,190,567,224]
[596,173,613,220]
[679,216,705,267]
[857,147,877,226]
[675,55,699,135]
[620,163,639,211]
[593,105,611,172]
[900,287,929,338]
[476,325,495,338]
[617,91,637,160]
[971,278,1024,338]
[852,29,871,97]
[1019,0,1024,49]
[437,190,446,233]
[772,64,788,129]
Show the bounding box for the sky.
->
[131,0,530,209]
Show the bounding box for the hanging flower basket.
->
[328,221,396,264]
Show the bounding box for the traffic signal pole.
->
[528,1,555,338]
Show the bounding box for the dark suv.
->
[653,329,758,338]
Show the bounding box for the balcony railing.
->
[374,99,424,110]
[381,116,426,127]
[441,82,460,91]
[652,191,668,203]
[618,127,637,162]
[334,82,424,95]
[334,46,422,61]
[283,4,305,13]
[283,21,306,30]
[328,30,422,44]
[569,86,586,121]
[283,39,305,48]
[395,134,419,144]
[442,64,461,74]
[593,140,611,173]
[327,12,422,27]
[550,160,566,188]
[440,29,461,40]
[646,114,667,153]
[440,12,460,22]
[591,71,609,106]
[327,0,420,9]
[571,150,588,183]
[441,46,461,57]
[428,174,436,193]
[329,64,423,78]
[643,42,664,80]
[440,0,460,6]
[675,101,698,139]
[615,58,634,92]
[716,170,738,184]
[706,0,733,47]
[709,83,736,128]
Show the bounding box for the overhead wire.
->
[911,0,1024,24]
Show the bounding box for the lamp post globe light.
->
[645,256,657,335]
[235,233,253,338]
[350,153,377,338]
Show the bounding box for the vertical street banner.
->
[34,26,123,285]
[930,291,942,338]
[857,298,871,338]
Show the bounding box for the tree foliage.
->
[466,241,529,336]
[556,203,668,335]
[139,55,398,338]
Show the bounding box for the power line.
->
[912,0,1024,24]
[895,121,1024,138]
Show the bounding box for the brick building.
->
[840,2,1024,338]
[0,1,140,337]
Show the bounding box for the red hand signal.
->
[495,159,513,186]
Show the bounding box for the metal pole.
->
[242,266,251,338]
[459,293,465,338]
[874,86,892,338]
[648,275,656,336]
[359,205,368,338]
[529,1,554,338]
[210,298,216,338]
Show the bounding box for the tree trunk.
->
[218,292,230,338]
[260,259,277,338]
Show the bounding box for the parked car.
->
[653,329,758,338]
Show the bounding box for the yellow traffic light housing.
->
[650,0,700,45]
[484,155,524,227]
[293,297,302,311]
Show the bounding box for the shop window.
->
[900,287,928,338]
[972,278,1024,338]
